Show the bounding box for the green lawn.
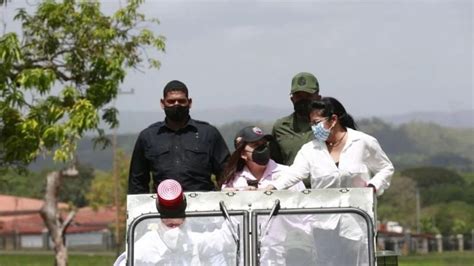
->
[0,251,116,266]
[398,251,474,266]
[1,250,473,265]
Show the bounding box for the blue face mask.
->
[311,121,331,142]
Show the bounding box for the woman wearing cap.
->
[220,126,305,191]
[266,97,394,266]
[220,126,306,264]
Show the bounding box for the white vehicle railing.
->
[125,188,378,266]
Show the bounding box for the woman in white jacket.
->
[267,97,394,265]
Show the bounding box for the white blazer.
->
[273,128,394,196]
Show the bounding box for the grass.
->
[0,250,473,265]
[398,251,474,266]
[0,251,116,266]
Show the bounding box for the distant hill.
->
[112,106,290,134]
[32,117,474,173]
[112,107,473,134]
[381,109,473,128]
[31,106,474,172]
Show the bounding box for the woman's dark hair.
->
[219,141,247,188]
[310,97,357,130]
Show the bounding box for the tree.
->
[377,175,418,229]
[0,0,165,265]
[358,118,418,156]
[423,153,473,172]
[423,201,474,235]
[0,161,94,206]
[420,217,439,235]
[401,167,465,189]
[57,162,95,207]
[400,122,474,165]
[87,149,129,252]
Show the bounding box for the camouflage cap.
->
[291,72,319,94]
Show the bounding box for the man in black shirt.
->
[128,80,230,194]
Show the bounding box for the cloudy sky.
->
[2,0,473,117]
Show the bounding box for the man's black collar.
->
[158,116,198,133]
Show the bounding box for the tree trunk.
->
[40,170,77,266]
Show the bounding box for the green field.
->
[0,251,116,266]
[398,251,474,266]
[0,251,473,266]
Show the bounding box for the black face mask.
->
[164,105,190,122]
[246,179,259,188]
[293,99,312,117]
[252,144,271,166]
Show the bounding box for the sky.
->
[1,0,473,117]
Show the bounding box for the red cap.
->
[156,179,186,217]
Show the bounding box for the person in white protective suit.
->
[266,97,394,266]
[114,179,238,266]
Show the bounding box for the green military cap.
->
[291,72,319,94]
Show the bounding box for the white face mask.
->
[158,223,183,250]
[311,121,331,142]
